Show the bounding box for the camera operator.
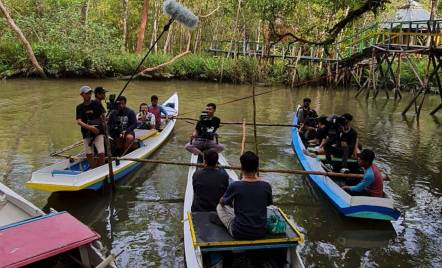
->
[137,103,155,130]
[297,98,318,141]
[107,96,138,154]
[322,113,357,174]
[76,86,106,169]
[185,103,224,157]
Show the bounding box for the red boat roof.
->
[0,212,100,268]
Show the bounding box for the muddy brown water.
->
[1,79,441,267]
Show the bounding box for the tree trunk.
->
[426,0,438,46]
[121,0,129,52]
[228,0,241,59]
[163,25,172,54]
[0,0,47,78]
[150,0,159,53]
[81,0,91,26]
[136,0,150,56]
[429,0,438,19]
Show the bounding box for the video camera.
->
[199,110,211,123]
[326,115,346,138]
[198,110,217,141]
[106,93,121,112]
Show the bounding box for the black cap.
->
[94,86,108,94]
[357,149,375,163]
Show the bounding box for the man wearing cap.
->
[94,86,108,106]
[297,98,318,141]
[341,149,384,197]
[76,86,106,169]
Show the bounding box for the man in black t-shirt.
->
[215,151,273,240]
[303,116,328,157]
[323,113,358,174]
[297,98,318,141]
[191,151,229,212]
[185,103,224,157]
[76,86,106,169]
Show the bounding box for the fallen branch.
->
[137,30,191,74]
[269,0,390,48]
[199,6,219,18]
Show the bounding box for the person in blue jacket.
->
[107,96,138,153]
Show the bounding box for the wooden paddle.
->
[52,154,391,181]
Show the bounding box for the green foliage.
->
[0,0,439,92]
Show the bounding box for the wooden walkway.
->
[206,20,442,117]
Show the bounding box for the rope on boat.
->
[52,153,391,180]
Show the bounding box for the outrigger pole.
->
[52,154,391,181]
[175,117,301,128]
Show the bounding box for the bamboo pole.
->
[50,141,84,156]
[53,154,391,181]
[252,83,259,157]
[240,119,246,155]
[102,114,116,190]
[395,54,402,100]
[175,117,300,127]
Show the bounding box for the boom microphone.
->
[162,0,199,30]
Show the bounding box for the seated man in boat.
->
[107,96,138,154]
[136,103,155,130]
[148,95,169,130]
[214,151,273,240]
[341,149,383,197]
[191,151,229,212]
[76,86,106,169]
[297,98,318,141]
[322,113,357,174]
[185,103,224,157]
[303,116,328,157]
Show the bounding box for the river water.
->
[1,79,441,268]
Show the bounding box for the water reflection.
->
[1,79,442,267]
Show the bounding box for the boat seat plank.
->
[190,208,302,249]
[51,169,85,175]
[0,212,100,268]
[307,148,357,163]
[134,129,157,141]
[0,202,30,227]
[200,243,298,252]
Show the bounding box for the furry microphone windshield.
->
[162,0,199,30]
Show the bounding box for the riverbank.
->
[1,42,439,93]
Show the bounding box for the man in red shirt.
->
[341,149,384,197]
[148,95,169,129]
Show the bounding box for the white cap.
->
[80,86,92,94]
